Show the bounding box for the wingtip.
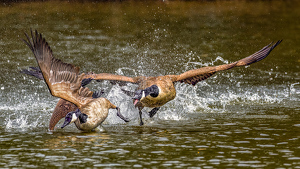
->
[266,40,282,56]
[274,39,283,47]
[270,40,282,49]
[234,40,282,67]
[261,40,280,57]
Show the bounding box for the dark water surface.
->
[0,0,300,168]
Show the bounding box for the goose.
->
[82,40,282,125]
[20,67,103,130]
[23,30,130,131]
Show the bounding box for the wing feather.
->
[173,40,282,86]
[23,30,93,108]
[83,73,137,84]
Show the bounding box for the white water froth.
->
[5,115,40,130]
[290,82,300,95]
[0,92,56,130]
[2,83,297,129]
[100,67,300,125]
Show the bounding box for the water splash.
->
[0,90,55,130]
[100,56,299,124]
[290,82,300,95]
[5,114,41,130]
[2,55,298,129]
[2,82,296,129]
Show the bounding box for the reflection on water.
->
[0,0,300,168]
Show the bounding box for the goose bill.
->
[134,99,139,106]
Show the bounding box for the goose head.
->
[133,85,159,107]
[61,109,87,128]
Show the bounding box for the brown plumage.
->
[23,30,129,131]
[19,67,79,130]
[83,40,282,125]
[49,99,77,130]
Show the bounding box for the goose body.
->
[74,98,118,131]
[133,76,176,108]
[23,30,129,131]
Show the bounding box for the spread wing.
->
[23,30,94,108]
[172,40,282,85]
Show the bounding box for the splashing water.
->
[2,54,298,129]
[290,82,300,95]
[5,115,40,130]
[95,57,299,125]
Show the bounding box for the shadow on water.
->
[0,0,299,168]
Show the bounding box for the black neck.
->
[74,109,88,124]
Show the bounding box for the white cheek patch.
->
[142,91,145,99]
[71,113,78,123]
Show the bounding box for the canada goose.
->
[82,40,282,125]
[23,30,130,131]
[20,67,104,130]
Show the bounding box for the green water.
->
[0,0,299,168]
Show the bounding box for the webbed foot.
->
[148,107,160,118]
[116,107,130,122]
[92,90,105,98]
